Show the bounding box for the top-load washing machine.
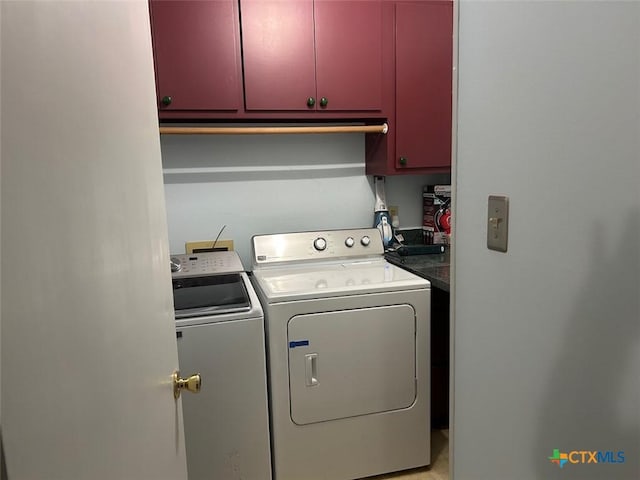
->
[251,228,431,480]
[171,251,271,480]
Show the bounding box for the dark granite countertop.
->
[385,248,450,292]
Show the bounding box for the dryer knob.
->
[345,237,355,248]
[361,236,371,247]
[313,237,327,251]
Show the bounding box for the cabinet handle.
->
[161,95,172,107]
[306,97,316,108]
[399,156,408,166]
[319,97,328,108]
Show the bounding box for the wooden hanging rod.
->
[159,123,388,135]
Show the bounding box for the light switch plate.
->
[487,195,509,252]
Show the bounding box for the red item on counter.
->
[423,185,452,245]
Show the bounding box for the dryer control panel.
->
[252,228,384,267]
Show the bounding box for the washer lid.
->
[173,273,251,319]
[252,259,429,302]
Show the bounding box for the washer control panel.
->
[253,228,384,267]
[170,250,244,278]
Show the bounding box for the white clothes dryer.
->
[251,229,430,480]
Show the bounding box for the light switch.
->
[487,195,509,252]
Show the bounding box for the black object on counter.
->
[396,244,445,256]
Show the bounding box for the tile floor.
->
[367,430,449,480]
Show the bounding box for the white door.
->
[1,2,188,479]
[453,1,640,479]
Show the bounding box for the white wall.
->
[161,133,447,266]
[453,1,639,479]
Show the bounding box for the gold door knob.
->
[172,371,202,399]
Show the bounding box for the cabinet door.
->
[149,0,242,111]
[241,0,316,111]
[395,1,453,169]
[314,0,383,111]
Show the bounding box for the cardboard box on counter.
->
[423,185,452,245]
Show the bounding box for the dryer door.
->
[287,304,417,425]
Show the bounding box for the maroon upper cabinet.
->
[240,0,316,111]
[395,1,453,170]
[367,0,453,175]
[149,0,243,112]
[314,0,383,111]
[241,0,383,112]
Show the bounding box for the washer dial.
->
[345,237,355,248]
[360,236,371,247]
[170,257,182,273]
